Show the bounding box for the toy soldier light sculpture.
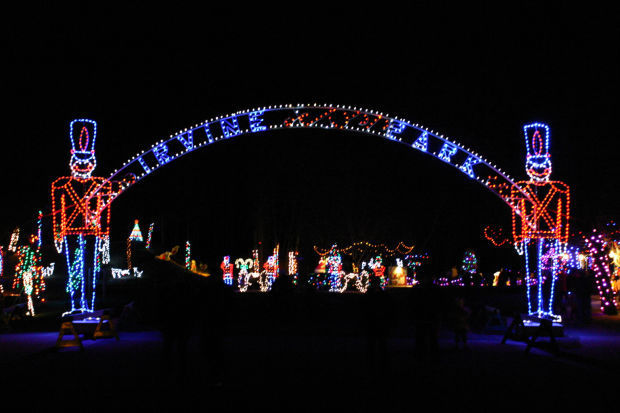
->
[51,119,127,314]
[511,123,570,321]
[221,256,234,286]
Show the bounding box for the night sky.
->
[2,3,618,275]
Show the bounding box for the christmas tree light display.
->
[461,250,479,286]
[461,251,477,274]
[129,219,143,242]
[511,123,570,322]
[126,220,143,271]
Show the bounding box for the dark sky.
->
[2,3,618,274]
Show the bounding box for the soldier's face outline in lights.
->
[69,120,97,178]
[524,123,552,182]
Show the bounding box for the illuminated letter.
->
[204,124,214,143]
[220,116,241,138]
[459,155,480,178]
[284,111,310,128]
[412,131,428,152]
[176,130,194,151]
[385,119,407,140]
[438,142,458,163]
[138,156,151,174]
[153,142,171,165]
[249,110,267,132]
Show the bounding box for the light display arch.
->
[49,104,581,318]
[93,104,533,210]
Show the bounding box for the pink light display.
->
[584,231,618,315]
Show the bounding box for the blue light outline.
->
[87,104,534,211]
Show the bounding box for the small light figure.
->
[235,258,253,291]
[14,243,44,315]
[389,259,407,287]
[23,269,35,316]
[369,255,386,289]
[326,245,343,292]
[288,251,299,285]
[221,256,234,286]
[8,228,20,252]
[262,245,280,288]
[315,256,327,274]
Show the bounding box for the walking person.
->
[449,297,470,349]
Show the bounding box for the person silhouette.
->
[364,275,390,381]
[199,273,232,386]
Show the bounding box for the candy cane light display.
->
[145,223,155,248]
[584,230,618,315]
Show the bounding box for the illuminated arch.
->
[96,104,532,211]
